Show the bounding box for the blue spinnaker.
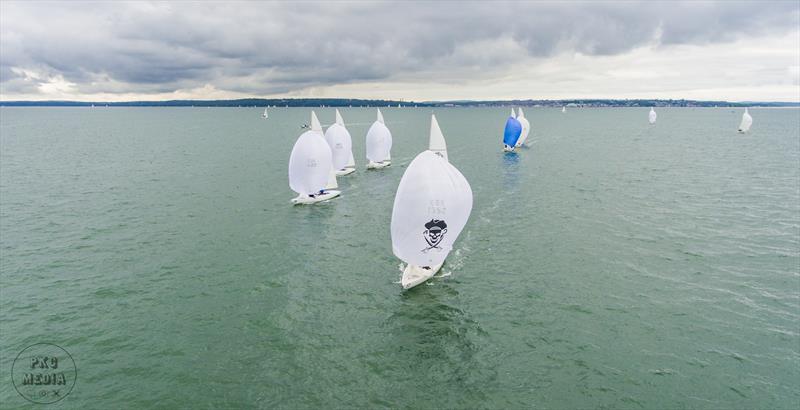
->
[503,116,522,147]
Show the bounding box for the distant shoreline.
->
[0,98,797,108]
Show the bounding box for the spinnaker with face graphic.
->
[738,108,752,133]
[503,108,522,152]
[365,108,392,169]
[325,109,356,176]
[515,107,531,147]
[391,115,473,289]
[649,108,657,124]
[289,111,341,205]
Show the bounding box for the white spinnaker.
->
[739,108,752,132]
[428,114,448,161]
[649,108,657,124]
[288,126,333,195]
[324,123,353,170]
[391,151,473,267]
[516,108,530,147]
[366,110,392,162]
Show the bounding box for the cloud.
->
[1,1,798,101]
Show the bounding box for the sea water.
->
[1,107,798,408]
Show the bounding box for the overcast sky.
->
[1,1,798,102]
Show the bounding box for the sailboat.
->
[515,108,531,147]
[502,108,522,152]
[365,108,392,169]
[649,107,657,124]
[562,106,566,113]
[325,109,356,176]
[262,107,269,118]
[738,108,753,133]
[392,115,473,289]
[289,111,341,205]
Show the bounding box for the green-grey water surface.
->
[1,107,798,408]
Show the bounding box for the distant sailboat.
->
[502,108,522,152]
[325,109,356,176]
[649,108,657,124]
[392,115,473,289]
[262,108,269,119]
[738,108,753,133]
[515,108,530,147]
[289,111,341,205]
[365,108,392,169]
[562,106,566,113]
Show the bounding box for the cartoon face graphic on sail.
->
[422,219,448,251]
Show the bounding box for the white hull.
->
[366,160,391,169]
[401,263,443,289]
[503,145,515,152]
[291,190,340,205]
[336,167,356,176]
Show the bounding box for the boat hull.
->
[503,145,515,152]
[401,263,443,290]
[291,190,340,205]
[366,161,391,169]
[336,167,356,176]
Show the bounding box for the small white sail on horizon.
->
[366,108,392,169]
[738,108,753,133]
[288,111,340,204]
[262,107,268,118]
[649,108,657,124]
[562,106,566,113]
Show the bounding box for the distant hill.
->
[0,98,797,108]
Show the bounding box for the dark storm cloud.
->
[1,0,798,97]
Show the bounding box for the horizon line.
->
[1,97,799,105]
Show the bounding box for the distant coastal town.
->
[1,98,797,108]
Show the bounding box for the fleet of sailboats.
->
[282,104,757,288]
